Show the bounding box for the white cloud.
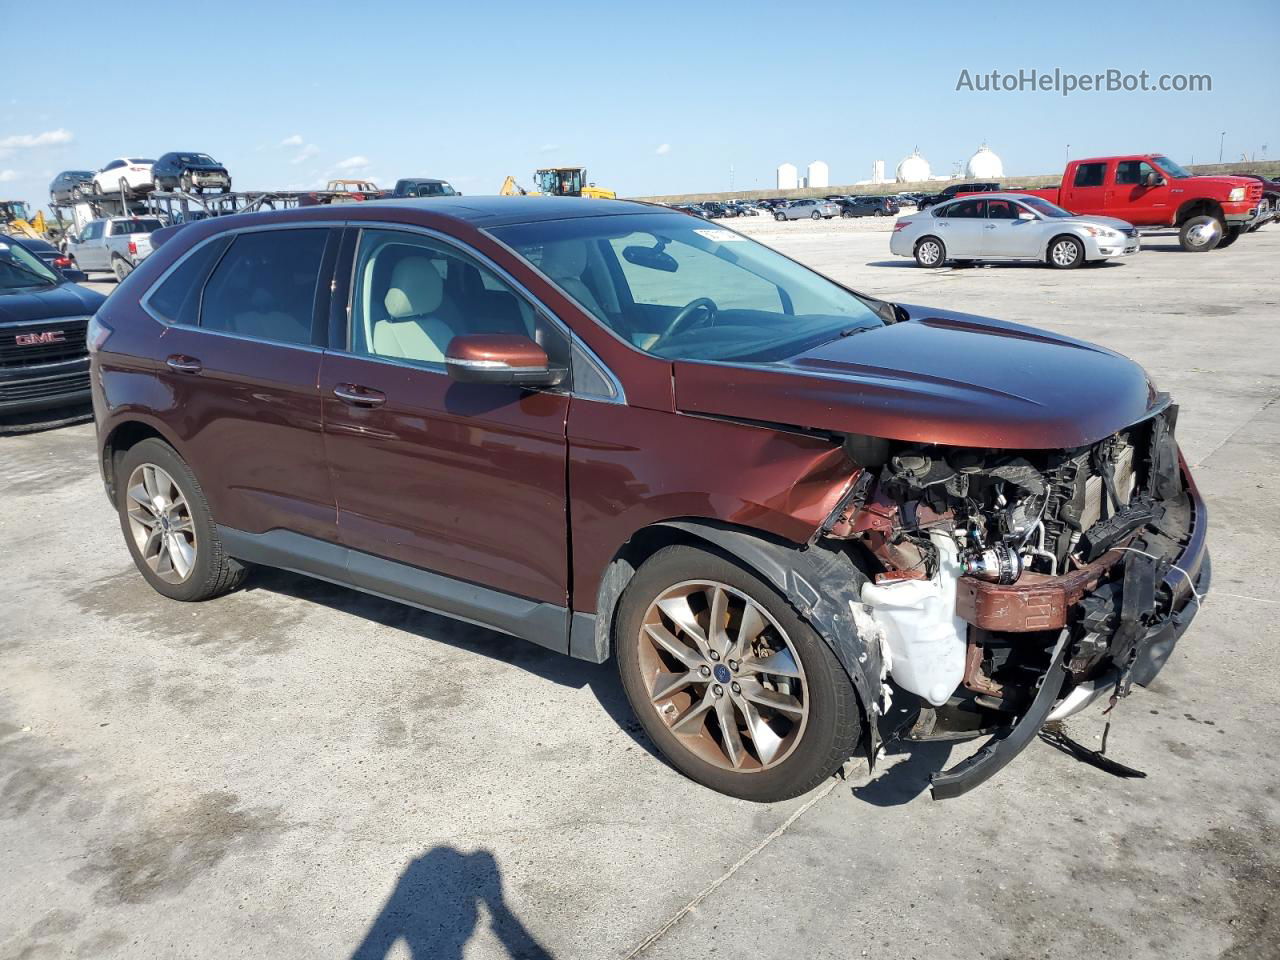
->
[290,144,320,165]
[280,134,304,147]
[335,155,369,171]
[0,169,19,182]
[0,129,73,150]
[537,143,560,154]
[655,143,671,156]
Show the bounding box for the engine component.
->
[860,532,968,706]
[961,543,1023,584]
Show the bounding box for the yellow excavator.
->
[499,167,615,200]
[0,201,48,239]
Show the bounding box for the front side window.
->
[1073,163,1107,188]
[348,229,566,371]
[1115,161,1158,185]
[985,199,1018,219]
[82,222,103,240]
[199,229,327,345]
[490,212,883,363]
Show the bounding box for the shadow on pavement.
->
[242,567,664,765]
[850,739,956,807]
[351,846,554,960]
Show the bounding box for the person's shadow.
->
[351,846,554,960]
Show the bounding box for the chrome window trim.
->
[335,221,624,404]
[139,220,346,328]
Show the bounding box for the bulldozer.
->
[0,200,48,239]
[499,167,615,200]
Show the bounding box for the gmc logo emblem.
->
[14,331,66,346]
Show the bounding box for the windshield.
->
[403,181,456,197]
[1153,155,1191,178]
[490,212,883,362]
[128,158,155,165]
[0,240,60,291]
[178,154,217,165]
[1018,196,1073,218]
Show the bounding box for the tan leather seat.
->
[539,241,606,320]
[372,256,455,363]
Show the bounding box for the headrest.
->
[538,240,588,279]
[384,256,444,319]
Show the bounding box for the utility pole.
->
[1219,131,1226,164]
[1065,143,1070,164]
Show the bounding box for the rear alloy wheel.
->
[616,545,861,802]
[117,438,246,602]
[1048,235,1084,269]
[873,208,884,217]
[811,210,821,220]
[914,236,946,267]
[1179,214,1223,252]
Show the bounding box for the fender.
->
[585,518,884,763]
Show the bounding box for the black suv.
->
[153,152,232,193]
[0,237,101,421]
[916,182,1001,210]
[391,178,458,198]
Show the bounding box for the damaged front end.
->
[825,402,1209,798]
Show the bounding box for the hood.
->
[1183,174,1258,192]
[0,282,106,325]
[672,306,1162,450]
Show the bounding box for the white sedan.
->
[890,192,1140,269]
[90,158,156,198]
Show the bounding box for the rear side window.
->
[1073,163,1107,188]
[146,236,232,326]
[110,219,163,236]
[199,229,328,345]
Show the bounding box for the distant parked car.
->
[1233,173,1280,230]
[152,152,232,193]
[91,158,156,198]
[298,179,386,206]
[392,178,459,198]
[66,216,165,281]
[916,182,1001,210]
[49,170,96,204]
[774,198,840,221]
[837,196,899,218]
[701,201,731,219]
[890,193,1139,268]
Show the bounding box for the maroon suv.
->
[89,197,1208,802]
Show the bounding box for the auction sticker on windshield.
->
[693,229,746,242]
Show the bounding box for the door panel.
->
[1113,159,1169,222]
[320,354,571,604]
[982,198,1033,257]
[933,199,986,256]
[320,226,572,607]
[1062,161,1109,215]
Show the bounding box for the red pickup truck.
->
[1017,154,1264,252]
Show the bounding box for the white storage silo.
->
[895,149,931,183]
[965,143,1004,179]
[806,161,829,189]
[872,159,886,184]
[776,163,798,190]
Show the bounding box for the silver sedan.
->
[773,198,841,221]
[889,192,1140,268]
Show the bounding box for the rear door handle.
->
[333,383,387,407]
[165,354,202,373]
[984,224,997,229]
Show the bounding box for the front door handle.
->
[165,354,202,373]
[333,383,387,407]
[984,224,997,229]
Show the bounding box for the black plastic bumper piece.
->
[929,629,1071,801]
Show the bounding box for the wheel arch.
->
[100,417,187,504]
[586,517,883,762]
[1176,198,1224,226]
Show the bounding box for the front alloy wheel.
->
[638,580,808,772]
[616,545,862,802]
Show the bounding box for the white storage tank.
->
[965,143,1004,179]
[806,160,829,189]
[872,159,886,184]
[776,162,798,190]
[895,149,931,183]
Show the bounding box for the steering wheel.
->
[656,297,719,344]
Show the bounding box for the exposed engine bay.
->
[823,406,1206,796]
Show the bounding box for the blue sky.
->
[1,0,1276,208]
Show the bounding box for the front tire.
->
[116,438,247,602]
[1179,214,1223,251]
[774,212,786,221]
[615,545,862,802]
[1048,235,1084,269]
[914,236,946,267]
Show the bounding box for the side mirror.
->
[445,334,565,388]
[1017,211,1036,221]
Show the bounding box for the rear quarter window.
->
[144,236,232,325]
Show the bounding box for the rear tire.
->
[1047,235,1084,269]
[111,256,132,282]
[810,211,821,220]
[615,545,862,802]
[116,438,247,602]
[1179,214,1223,252]
[914,236,946,267]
